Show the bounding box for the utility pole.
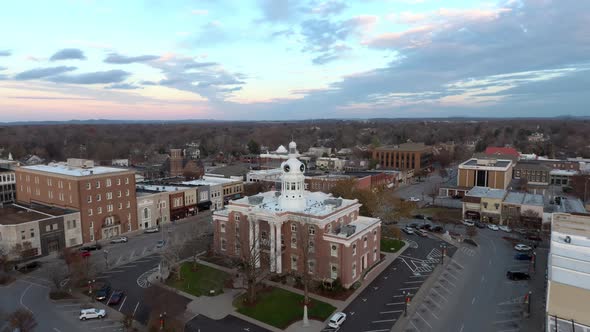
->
[104,250,109,269]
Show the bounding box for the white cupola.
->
[279,142,306,211]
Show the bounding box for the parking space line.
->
[410,319,422,332]
[115,256,123,265]
[496,310,520,314]
[393,295,405,298]
[56,304,81,307]
[426,296,442,308]
[118,296,127,311]
[421,304,440,320]
[102,270,125,274]
[380,310,403,314]
[404,280,424,284]
[496,329,519,332]
[142,247,147,256]
[494,319,520,325]
[415,310,432,329]
[129,249,136,258]
[451,260,464,269]
[443,271,459,281]
[435,283,452,294]
[363,329,390,332]
[386,302,405,306]
[399,287,419,290]
[371,319,396,323]
[430,288,448,302]
[410,275,428,278]
[440,277,456,288]
[119,264,139,268]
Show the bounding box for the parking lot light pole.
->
[403,291,408,316]
[104,250,109,269]
[527,291,532,315]
[440,244,446,265]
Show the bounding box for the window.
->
[47,178,52,186]
[106,179,112,187]
[373,229,377,241]
[58,180,63,189]
[326,223,332,233]
[96,181,100,189]
[235,242,241,255]
[117,191,122,198]
[261,230,267,241]
[48,190,53,199]
[128,223,131,231]
[117,178,121,185]
[97,207,102,214]
[90,233,94,242]
[107,204,113,212]
[352,243,357,256]
[291,223,297,232]
[88,209,93,216]
[86,182,91,190]
[21,230,25,240]
[494,203,500,210]
[308,226,315,235]
[106,192,112,200]
[125,177,130,184]
[96,194,101,202]
[126,201,130,208]
[234,214,240,221]
[308,260,315,274]
[364,236,368,248]
[45,225,50,232]
[331,244,338,257]
[309,240,315,253]
[30,228,35,238]
[70,220,77,229]
[220,238,226,251]
[291,256,298,270]
[69,238,77,246]
[330,264,338,279]
[59,193,64,201]
[373,248,377,261]
[235,223,240,237]
[126,189,130,196]
[352,262,357,279]
[483,202,488,208]
[291,235,297,249]
[118,203,122,210]
[220,222,226,233]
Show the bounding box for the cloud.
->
[0,66,6,71]
[184,21,234,46]
[49,48,87,61]
[308,0,347,16]
[191,9,208,15]
[105,83,143,90]
[258,0,299,22]
[14,66,77,80]
[0,50,11,56]
[104,53,159,64]
[47,70,130,84]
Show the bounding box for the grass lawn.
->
[166,262,230,297]
[235,287,336,329]
[381,237,405,253]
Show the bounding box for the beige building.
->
[457,158,514,190]
[501,192,544,228]
[462,187,507,224]
[136,190,170,230]
[546,213,590,331]
[15,159,138,244]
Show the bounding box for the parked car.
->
[526,234,542,242]
[463,238,478,247]
[156,240,166,248]
[107,290,125,305]
[81,251,91,258]
[402,227,415,235]
[506,271,531,281]
[416,229,427,237]
[425,216,433,221]
[17,261,42,272]
[144,227,159,233]
[110,236,128,244]
[408,197,421,202]
[475,221,486,229]
[79,244,101,251]
[95,284,112,301]
[79,308,106,320]
[499,225,512,232]
[418,224,432,231]
[515,228,527,235]
[514,244,533,252]
[328,312,347,329]
[409,223,419,229]
[487,224,499,231]
[432,226,444,233]
[413,214,425,220]
[514,253,533,261]
[462,220,475,227]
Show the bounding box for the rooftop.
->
[461,158,512,169]
[466,186,507,199]
[484,146,520,157]
[326,215,380,239]
[182,176,241,186]
[375,142,431,152]
[247,168,283,175]
[136,184,192,192]
[503,192,544,206]
[550,169,578,176]
[514,161,551,171]
[229,190,358,218]
[0,203,75,225]
[21,163,131,177]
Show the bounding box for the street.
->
[339,234,457,332]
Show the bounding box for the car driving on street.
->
[506,271,531,281]
[144,226,159,233]
[110,236,128,244]
[328,312,347,329]
[462,220,475,227]
[79,308,106,320]
[514,244,533,251]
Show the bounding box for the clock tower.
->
[279,141,306,211]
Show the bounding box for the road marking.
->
[440,277,456,288]
[435,283,452,294]
[496,310,521,314]
[430,287,448,302]
[451,260,465,269]
[119,264,139,268]
[102,270,126,273]
[422,304,440,320]
[132,301,140,317]
[53,328,62,332]
[489,259,492,266]
[496,329,519,332]
[459,324,464,332]
[410,319,421,332]
[115,256,123,265]
[481,275,485,283]
[119,296,127,311]
[129,249,136,259]
[363,329,390,332]
[415,310,432,329]
[106,292,114,305]
[472,297,476,305]
[380,310,403,314]
[371,319,396,323]
[410,275,428,278]
[57,304,82,307]
[386,302,405,306]
[494,319,520,325]
[426,296,442,308]
[399,287,419,290]
[393,295,405,298]
[443,270,460,281]
[142,247,147,256]
[20,284,33,313]
[404,280,424,284]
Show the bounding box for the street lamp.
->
[440,244,447,265]
[402,291,412,317]
[103,250,109,269]
[159,312,167,330]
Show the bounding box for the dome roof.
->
[288,141,297,150]
[281,157,305,174]
[275,145,288,154]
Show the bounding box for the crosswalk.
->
[459,247,477,257]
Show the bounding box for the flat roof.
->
[466,186,506,199]
[462,158,511,168]
[136,185,193,192]
[503,192,544,206]
[375,142,431,152]
[21,164,131,177]
[550,169,578,176]
[0,204,74,225]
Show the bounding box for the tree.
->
[8,309,37,332]
[425,181,441,204]
[0,246,8,272]
[570,174,590,203]
[371,191,413,224]
[243,181,272,196]
[520,209,542,230]
[161,242,183,281]
[433,209,461,230]
[247,139,261,154]
[10,241,33,263]
[295,217,314,306]
[434,150,452,169]
[381,224,402,239]
[46,263,66,290]
[143,286,186,332]
[237,217,268,305]
[466,226,478,238]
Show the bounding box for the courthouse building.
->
[213,142,382,288]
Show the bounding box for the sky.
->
[0,0,589,121]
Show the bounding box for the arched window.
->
[143,208,149,219]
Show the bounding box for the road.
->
[339,234,457,332]
[402,227,547,332]
[395,168,461,209]
[185,314,270,332]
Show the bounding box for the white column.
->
[269,222,276,273]
[254,219,260,268]
[275,222,282,273]
[249,218,254,253]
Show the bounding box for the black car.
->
[413,214,425,220]
[475,221,486,229]
[514,253,533,261]
[419,224,432,231]
[409,223,419,229]
[107,290,125,305]
[506,271,531,281]
[463,238,478,247]
[425,216,433,221]
[432,226,444,233]
[17,261,42,272]
[79,244,102,251]
[95,284,112,301]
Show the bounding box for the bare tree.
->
[8,309,37,332]
[10,241,33,265]
[520,210,542,230]
[295,217,314,306]
[425,181,441,205]
[371,190,413,224]
[46,263,66,290]
[237,221,268,304]
[381,224,402,239]
[466,226,478,238]
[161,242,184,281]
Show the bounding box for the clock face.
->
[300,164,305,172]
[283,164,290,172]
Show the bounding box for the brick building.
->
[372,142,433,171]
[213,142,381,288]
[457,157,514,190]
[15,159,138,244]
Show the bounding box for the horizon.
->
[1,0,589,121]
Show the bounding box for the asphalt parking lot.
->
[338,234,457,332]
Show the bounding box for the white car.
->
[487,224,499,231]
[402,226,415,235]
[462,220,475,227]
[110,236,128,244]
[144,227,159,233]
[499,225,511,232]
[328,312,347,329]
[408,197,421,202]
[79,308,106,320]
[514,244,533,252]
